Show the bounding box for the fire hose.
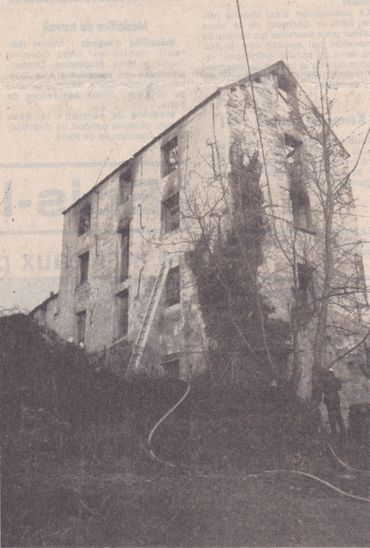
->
[146,381,370,503]
[147,380,191,466]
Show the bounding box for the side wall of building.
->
[35,64,370,419]
[221,66,370,416]
[52,94,229,379]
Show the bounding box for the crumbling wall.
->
[222,65,370,410]
[48,94,227,379]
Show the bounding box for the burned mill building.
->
[31,61,370,417]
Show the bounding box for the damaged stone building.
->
[31,60,370,416]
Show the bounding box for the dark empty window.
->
[162,191,180,233]
[76,310,86,345]
[161,137,178,177]
[291,189,311,230]
[285,134,302,169]
[118,225,130,281]
[119,169,133,204]
[116,290,129,339]
[78,204,91,236]
[161,354,180,378]
[79,251,89,284]
[285,134,311,231]
[277,73,295,101]
[297,263,312,291]
[166,266,180,306]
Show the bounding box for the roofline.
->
[62,89,221,215]
[62,159,131,214]
[61,60,349,215]
[29,292,59,316]
[133,89,221,158]
[61,62,285,215]
[290,73,350,160]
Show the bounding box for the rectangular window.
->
[166,266,180,306]
[161,137,178,177]
[116,290,129,339]
[291,189,311,230]
[79,251,89,284]
[277,73,295,101]
[285,134,312,231]
[162,191,180,233]
[76,310,86,345]
[297,263,312,292]
[161,354,180,378]
[119,169,133,204]
[354,253,367,302]
[285,134,302,172]
[78,204,91,236]
[118,225,130,281]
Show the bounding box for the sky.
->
[1,0,370,311]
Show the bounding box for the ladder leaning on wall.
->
[128,259,171,372]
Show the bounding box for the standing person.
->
[323,368,345,438]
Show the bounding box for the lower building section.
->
[30,256,208,381]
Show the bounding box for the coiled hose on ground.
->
[146,381,370,503]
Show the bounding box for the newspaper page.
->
[1,0,370,546]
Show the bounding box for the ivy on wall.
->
[188,138,291,388]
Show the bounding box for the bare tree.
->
[165,57,370,396]
[288,54,370,393]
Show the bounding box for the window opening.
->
[285,134,311,231]
[162,192,180,233]
[297,263,312,292]
[162,137,178,177]
[166,266,180,306]
[277,73,294,101]
[118,225,130,281]
[161,354,180,378]
[76,310,86,345]
[119,169,133,204]
[79,251,89,284]
[116,290,129,339]
[78,204,91,236]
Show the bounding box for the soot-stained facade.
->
[31,61,370,417]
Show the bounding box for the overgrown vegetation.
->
[2,314,369,546]
[188,141,291,389]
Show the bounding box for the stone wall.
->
[49,93,229,378]
[32,62,370,412]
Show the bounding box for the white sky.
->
[1,0,370,311]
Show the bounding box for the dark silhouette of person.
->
[323,369,345,437]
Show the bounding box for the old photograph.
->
[1,0,370,546]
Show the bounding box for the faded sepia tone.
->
[2,0,370,312]
[2,1,370,547]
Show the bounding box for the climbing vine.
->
[188,139,291,389]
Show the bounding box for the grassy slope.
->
[2,315,370,547]
[4,452,370,547]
